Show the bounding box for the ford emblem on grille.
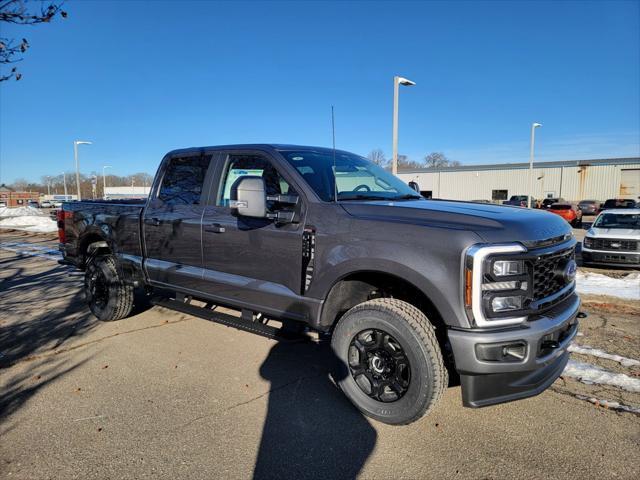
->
[562,260,577,283]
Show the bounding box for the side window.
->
[158,155,211,206]
[492,189,508,201]
[218,155,295,207]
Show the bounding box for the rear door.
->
[143,152,216,290]
[199,150,307,319]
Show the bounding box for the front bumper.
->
[581,248,640,267]
[448,293,580,407]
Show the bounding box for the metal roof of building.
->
[398,157,640,174]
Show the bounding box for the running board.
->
[151,297,307,342]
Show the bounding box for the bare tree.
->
[396,154,423,171]
[367,149,387,166]
[424,152,460,169]
[0,1,67,82]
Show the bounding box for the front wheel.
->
[84,255,134,321]
[331,298,447,425]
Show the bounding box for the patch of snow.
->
[0,206,45,218]
[0,242,62,261]
[563,359,640,393]
[568,343,640,368]
[574,395,640,415]
[575,271,640,301]
[0,215,57,233]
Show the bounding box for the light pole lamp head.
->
[397,76,416,86]
[532,123,542,128]
[74,140,92,146]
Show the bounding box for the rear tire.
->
[84,255,134,321]
[331,298,447,425]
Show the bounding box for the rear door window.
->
[158,155,212,206]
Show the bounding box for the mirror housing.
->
[408,181,420,193]
[230,176,267,218]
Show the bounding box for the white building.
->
[104,186,151,199]
[397,157,640,202]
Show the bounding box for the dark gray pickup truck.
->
[58,144,582,424]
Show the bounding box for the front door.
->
[143,152,215,290]
[200,152,306,319]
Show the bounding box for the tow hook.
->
[541,340,560,350]
[576,311,588,319]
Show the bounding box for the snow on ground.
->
[563,359,640,393]
[0,215,57,233]
[0,206,45,218]
[568,343,640,368]
[575,271,640,301]
[0,242,62,261]
[0,206,56,232]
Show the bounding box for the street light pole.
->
[74,140,92,201]
[46,176,51,196]
[63,172,68,197]
[102,165,112,199]
[528,123,542,209]
[392,76,416,176]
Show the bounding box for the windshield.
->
[594,213,640,229]
[279,150,422,202]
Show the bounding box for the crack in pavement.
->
[177,370,329,431]
[1,317,194,369]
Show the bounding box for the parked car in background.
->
[582,209,640,267]
[0,201,7,208]
[40,200,53,208]
[600,198,636,212]
[28,200,40,208]
[52,200,63,208]
[541,198,565,209]
[502,195,534,207]
[578,200,601,215]
[548,203,583,227]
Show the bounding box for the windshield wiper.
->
[339,194,390,201]
[391,194,423,200]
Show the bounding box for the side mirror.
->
[408,181,420,193]
[230,176,267,218]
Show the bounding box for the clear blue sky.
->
[1,0,639,184]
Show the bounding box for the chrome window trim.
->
[468,243,528,328]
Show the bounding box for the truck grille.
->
[531,246,575,301]
[590,239,638,251]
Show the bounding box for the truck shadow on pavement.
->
[253,339,377,480]
[0,260,97,425]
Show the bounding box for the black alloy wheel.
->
[348,329,411,402]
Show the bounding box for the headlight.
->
[464,244,529,328]
[583,237,593,248]
[493,260,524,276]
[492,295,524,312]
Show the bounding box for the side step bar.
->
[151,297,307,342]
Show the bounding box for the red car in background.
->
[548,203,583,227]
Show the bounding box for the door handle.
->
[204,223,225,233]
[144,217,161,226]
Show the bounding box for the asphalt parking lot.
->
[1,230,638,480]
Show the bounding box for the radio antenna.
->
[331,105,337,202]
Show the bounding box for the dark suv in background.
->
[578,200,601,215]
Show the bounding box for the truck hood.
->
[587,227,640,240]
[340,199,572,244]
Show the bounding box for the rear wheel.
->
[84,255,134,321]
[331,298,447,425]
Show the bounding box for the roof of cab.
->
[164,144,358,157]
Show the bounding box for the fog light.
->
[503,343,527,360]
[493,260,524,277]
[492,295,523,312]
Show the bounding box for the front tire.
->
[84,255,134,321]
[331,298,447,425]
